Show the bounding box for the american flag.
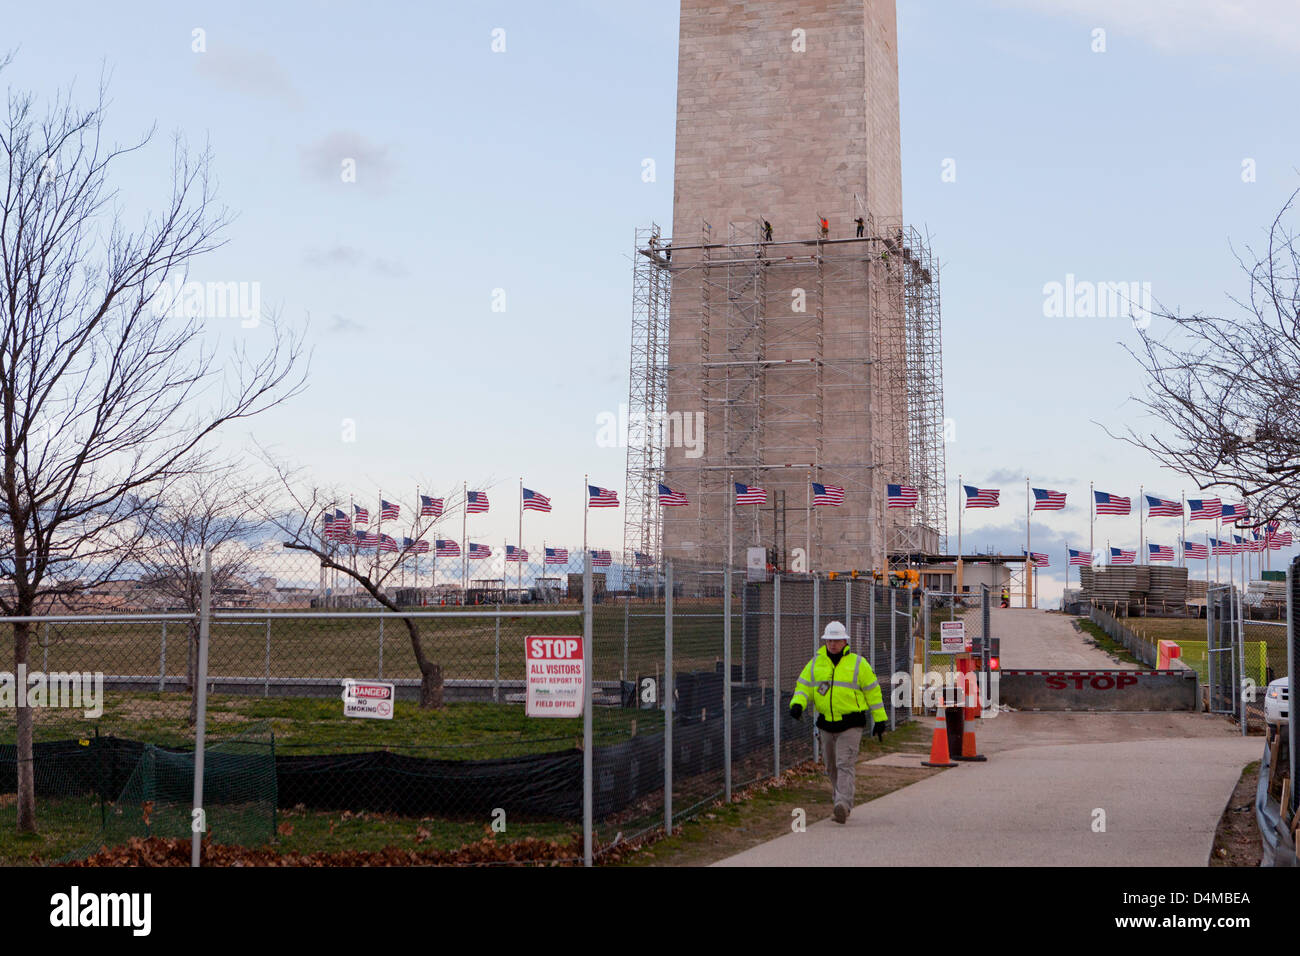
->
[589,549,612,567]
[411,538,431,554]
[544,547,568,564]
[1210,538,1237,556]
[436,539,461,557]
[588,486,619,508]
[1024,550,1049,568]
[634,551,655,566]
[1094,491,1131,515]
[1236,534,1264,553]
[1068,548,1092,566]
[380,499,400,521]
[378,533,399,553]
[658,484,688,507]
[353,504,370,525]
[1148,543,1174,562]
[355,529,379,548]
[505,545,528,562]
[420,495,444,517]
[1188,498,1221,520]
[522,488,551,512]
[1221,503,1248,520]
[1032,488,1066,511]
[1267,520,1280,533]
[812,482,844,506]
[1183,541,1209,559]
[466,491,489,514]
[1249,533,1266,553]
[1109,547,1136,564]
[323,509,350,540]
[468,542,490,559]
[887,484,917,508]
[1145,496,1182,517]
[735,482,767,505]
[1268,530,1293,548]
[964,486,1000,508]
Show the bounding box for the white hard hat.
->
[821,621,848,642]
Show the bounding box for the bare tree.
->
[0,70,307,832]
[258,455,466,709]
[126,466,274,724]
[1121,188,1300,531]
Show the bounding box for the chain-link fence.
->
[1,540,917,866]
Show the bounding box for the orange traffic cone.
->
[922,709,958,768]
[953,725,987,762]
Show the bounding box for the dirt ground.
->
[1209,760,1262,866]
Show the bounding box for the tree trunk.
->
[13,620,35,833]
[420,662,444,709]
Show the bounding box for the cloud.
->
[194,45,302,108]
[300,131,395,189]
[991,0,1300,58]
[304,244,409,277]
[327,313,364,334]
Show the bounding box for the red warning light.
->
[989,657,999,671]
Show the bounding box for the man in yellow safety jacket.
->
[789,621,888,823]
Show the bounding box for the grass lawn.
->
[1,694,666,754]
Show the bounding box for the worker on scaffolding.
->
[763,219,773,242]
[854,216,865,238]
[818,215,829,238]
[1000,586,1010,608]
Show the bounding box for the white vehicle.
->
[1264,677,1289,728]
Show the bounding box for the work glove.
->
[872,720,887,742]
[789,704,803,721]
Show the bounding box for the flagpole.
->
[1066,542,1070,593]
[1090,480,1095,563]
[805,470,812,572]
[956,475,964,595]
[727,471,734,570]
[518,478,524,603]
[1180,491,1186,569]
[1215,514,1221,586]
[1025,478,1032,609]
[583,474,589,570]
[376,488,383,583]
[462,481,468,604]
[1139,484,1145,565]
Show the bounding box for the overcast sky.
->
[4,0,1297,602]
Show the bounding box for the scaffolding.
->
[623,223,671,584]
[625,219,946,572]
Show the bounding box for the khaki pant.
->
[821,725,863,810]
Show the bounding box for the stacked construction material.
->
[1186,578,1208,600]
[1246,578,1288,605]
[1148,566,1188,604]
[1080,565,1187,607]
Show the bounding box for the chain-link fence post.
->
[664,557,674,836]
[159,621,167,693]
[191,546,211,869]
[723,562,732,802]
[582,547,593,868]
[811,573,820,763]
[1236,586,1246,735]
[868,581,876,671]
[845,576,852,640]
[889,587,897,732]
[623,594,629,683]
[493,615,501,703]
[922,590,930,675]
[264,617,272,695]
[773,571,781,778]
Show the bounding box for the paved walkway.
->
[715,713,1258,866]
[993,607,1136,670]
[715,610,1257,867]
